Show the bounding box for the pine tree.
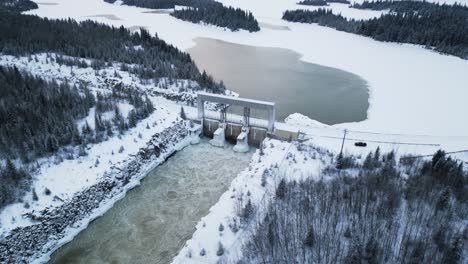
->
[242,199,253,220]
[128,110,138,128]
[32,188,38,201]
[374,146,381,163]
[363,152,374,169]
[180,106,187,120]
[276,179,287,199]
[442,235,462,264]
[345,238,363,264]
[364,237,379,264]
[304,226,315,247]
[261,170,267,187]
[216,242,225,256]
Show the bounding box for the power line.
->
[303,133,441,146]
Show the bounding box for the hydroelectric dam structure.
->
[192,92,297,152]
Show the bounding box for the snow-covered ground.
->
[2,0,466,262]
[0,54,194,236]
[170,123,467,263]
[2,51,465,263]
[27,0,468,137]
[172,139,330,263]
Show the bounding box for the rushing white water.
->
[48,139,254,264]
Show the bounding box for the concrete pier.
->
[195,92,298,147]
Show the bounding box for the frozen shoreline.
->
[26,0,468,136]
[37,130,192,264]
[2,0,466,262]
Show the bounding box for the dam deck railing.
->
[191,92,297,147]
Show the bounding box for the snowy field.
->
[27,0,468,137]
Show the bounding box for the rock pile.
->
[0,122,188,264]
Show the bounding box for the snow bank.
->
[0,54,193,236]
[172,138,334,263]
[0,122,191,264]
[285,113,329,128]
[281,113,468,163]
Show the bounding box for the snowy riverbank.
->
[0,122,191,263]
[0,53,197,236]
[1,0,466,262]
[0,53,197,262]
[171,138,330,263]
[171,132,467,263]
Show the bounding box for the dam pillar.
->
[188,121,201,145]
[233,126,249,152]
[210,104,227,147]
[210,122,226,147]
[197,96,204,120]
[267,108,275,132]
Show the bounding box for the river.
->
[49,139,253,264]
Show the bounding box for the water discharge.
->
[48,139,254,264]
[188,38,370,125]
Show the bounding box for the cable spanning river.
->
[49,139,254,264]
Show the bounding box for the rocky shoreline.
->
[0,122,189,264]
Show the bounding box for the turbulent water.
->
[188,37,369,125]
[49,139,253,264]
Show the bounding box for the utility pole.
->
[336,129,348,169]
[340,129,347,156]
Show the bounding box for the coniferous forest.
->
[326,0,350,4]
[172,6,259,32]
[0,63,157,207]
[0,7,227,209]
[0,10,225,93]
[0,160,31,209]
[297,0,349,6]
[240,150,467,264]
[0,0,37,12]
[0,66,94,160]
[283,1,468,59]
[297,0,329,7]
[104,0,260,32]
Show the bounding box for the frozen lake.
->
[188,37,370,125]
[48,139,253,264]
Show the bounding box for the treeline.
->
[0,65,155,209]
[327,0,349,3]
[283,9,359,32]
[104,0,260,32]
[0,66,94,161]
[239,149,467,263]
[84,85,155,145]
[105,0,202,9]
[283,1,468,59]
[172,6,259,32]
[352,0,467,12]
[0,160,31,209]
[0,10,225,93]
[297,0,349,6]
[0,65,155,161]
[297,0,328,7]
[0,0,37,12]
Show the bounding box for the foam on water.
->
[48,138,253,264]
